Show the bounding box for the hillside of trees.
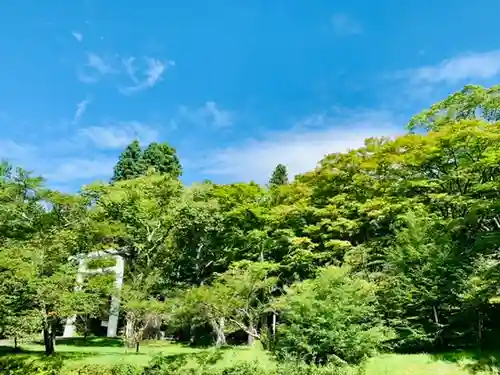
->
[2,85,500,373]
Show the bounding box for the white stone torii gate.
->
[63,249,125,338]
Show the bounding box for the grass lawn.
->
[1,337,500,374]
[365,352,500,375]
[0,337,275,371]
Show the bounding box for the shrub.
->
[0,357,63,375]
[140,355,362,375]
[65,364,140,375]
[273,266,393,364]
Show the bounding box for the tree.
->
[0,236,89,355]
[142,142,182,179]
[68,272,116,340]
[380,211,467,351]
[112,140,144,182]
[167,183,228,287]
[269,164,289,187]
[121,274,166,353]
[273,266,392,365]
[408,84,500,131]
[84,174,183,292]
[176,261,277,347]
[112,141,182,182]
[174,284,229,347]
[0,169,107,355]
[218,261,278,346]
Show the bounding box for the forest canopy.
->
[2,84,500,366]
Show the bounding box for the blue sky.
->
[1,1,500,191]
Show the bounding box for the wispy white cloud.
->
[0,140,33,161]
[77,53,174,92]
[122,57,139,84]
[72,31,83,42]
[87,53,114,75]
[121,57,175,94]
[173,101,233,128]
[77,52,115,83]
[73,98,91,123]
[331,13,363,36]
[79,121,159,149]
[202,109,401,183]
[203,101,233,127]
[402,50,500,85]
[0,139,116,184]
[43,157,116,183]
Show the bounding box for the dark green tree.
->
[269,164,289,187]
[111,140,144,182]
[142,142,182,178]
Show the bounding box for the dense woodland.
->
[2,85,500,371]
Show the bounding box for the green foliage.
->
[408,84,500,131]
[269,164,289,187]
[70,364,140,375]
[121,274,167,352]
[112,140,145,182]
[111,140,182,182]
[142,354,362,375]
[86,257,116,269]
[216,261,279,344]
[0,356,63,375]
[142,142,182,179]
[0,169,110,354]
[274,266,392,364]
[6,84,500,365]
[174,261,278,346]
[84,173,183,289]
[379,211,468,350]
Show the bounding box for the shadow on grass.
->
[178,341,243,351]
[56,336,123,347]
[432,350,500,374]
[28,336,123,348]
[0,345,98,360]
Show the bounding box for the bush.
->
[142,351,225,375]
[0,357,63,375]
[69,364,140,375]
[274,361,363,375]
[141,354,362,375]
[273,266,392,364]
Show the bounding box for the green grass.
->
[2,338,500,374]
[365,351,500,375]
[0,337,274,371]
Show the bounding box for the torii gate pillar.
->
[63,250,125,338]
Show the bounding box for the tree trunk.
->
[189,322,196,346]
[125,317,135,348]
[83,316,89,341]
[211,318,226,347]
[272,313,276,337]
[247,322,258,346]
[432,305,443,348]
[14,336,18,349]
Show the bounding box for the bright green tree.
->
[120,274,166,353]
[216,261,278,346]
[269,164,289,187]
[111,140,144,182]
[274,266,392,365]
[142,142,182,179]
[177,260,278,347]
